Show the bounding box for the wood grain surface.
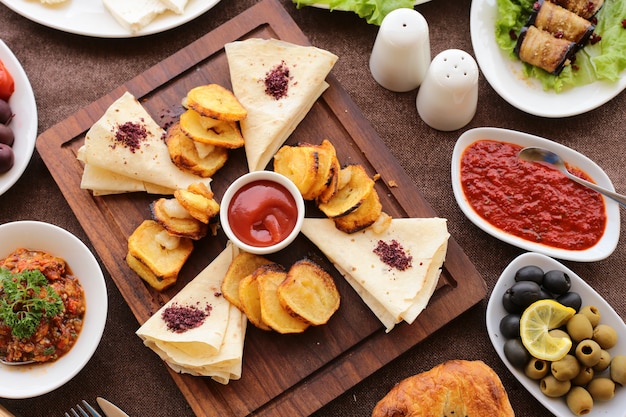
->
[36,0,487,415]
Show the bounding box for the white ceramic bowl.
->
[220,171,305,255]
[0,221,107,399]
[487,252,626,416]
[451,127,620,262]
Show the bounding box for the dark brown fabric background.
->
[1,1,625,416]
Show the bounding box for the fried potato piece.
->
[273,144,319,198]
[179,109,244,149]
[185,84,247,122]
[174,188,220,224]
[317,164,375,218]
[239,272,272,331]
[257,264,309,334]
[333,187,383,234]
[126,220,194,291]
[302,140,338,201]
[166,122,229,178]
[187,181,214,199]
[151,197,208,240]
[278,259,340,326]
[314,140,340,204]
[221,252,273,310]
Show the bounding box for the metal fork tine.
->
[75,404,89,417]
[81,400,103,417]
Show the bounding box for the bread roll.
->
[372,360,514,417]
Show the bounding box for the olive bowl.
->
[220,171,305,255]
[0,221,107,399]
[486,252,626,416]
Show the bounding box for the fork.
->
[64,400,102,417]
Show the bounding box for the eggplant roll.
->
[548,0,604,19]
[515,25,577,75]
[528,0,595,45]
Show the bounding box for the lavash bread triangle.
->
[225,38,338,172]
[301,217,449,332]
[77,91,211,195]
[371,360,515,417]
[136,244,246,384]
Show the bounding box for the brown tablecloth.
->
[0,0,624,416]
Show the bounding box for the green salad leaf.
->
[292,0,416,25]
[0,267,64,339]
[495,0,626,92]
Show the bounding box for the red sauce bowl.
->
[220,171,305,254]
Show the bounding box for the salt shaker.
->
[416,49,479,131]
[369,8,430,92]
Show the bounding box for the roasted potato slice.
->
[187,181,214,199]
[179,109,244,149]
[302,139,337,200]
[278,259,340,326]
[333,187,383,234]
[127,220,194,291]
[166,122,229,178]
[151,197,208,240]
[174,188,220,224]
[221,252,273,310]
[257,264,309,334]
[316,150,340,204]
[273,144,319,198]
[317,164,375,218]
[185,84,247,122]
[238,271,272,331]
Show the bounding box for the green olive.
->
[525,357,549,380]
[610,355,626,386]
[575,339,603,367]
[567,314,593,343]
[592,324,618,349]
[571,366,594,386]
[579,305,601,328]
[593,349,611,372]
[551,354,580,381]
[566,386,593,416]
[540,374,571,397]
[587,377,615,402]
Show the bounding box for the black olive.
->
[0,143,14,173]
[504,338,530,368]
[508,280,543,309]
[514,265,544,284]
[500,313,521,339]
[502,289,524,313]
[0,124,14,147]
[0,99,11,124]
[557,291,582,312]
[539,288,554,301]
[543,270,571,295]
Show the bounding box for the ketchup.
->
[227,180,298,247]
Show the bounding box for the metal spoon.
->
[0,358,35,366]
[518,147,626,208]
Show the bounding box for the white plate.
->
[0,40,37,197]
[486,252,626,417]
[0,0,220,38]
[469,0,626,117]
[0,221,108,399]
[451,127,620,262]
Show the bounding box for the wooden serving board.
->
[36,0,487,415]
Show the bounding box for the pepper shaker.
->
[416,49,479,131]
[369,8,430,92]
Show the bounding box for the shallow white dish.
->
[469,0,626,117]
[0,221,107,399]
[0,40,37,197]
[0,0,220,38]
[451,127,620,262]
[486,252,626,416]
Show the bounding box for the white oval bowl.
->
[486,252,626,416]
[0,40,38,197]
[220,171,305,255]
[451,127,620,262]
[0,221,107,399]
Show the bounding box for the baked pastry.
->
[371,360,515,417]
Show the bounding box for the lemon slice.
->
[520,299,576,361]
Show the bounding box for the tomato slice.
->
[0,60,15,102]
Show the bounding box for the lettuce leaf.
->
[495,0,626,92]
[293,0,416,25]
